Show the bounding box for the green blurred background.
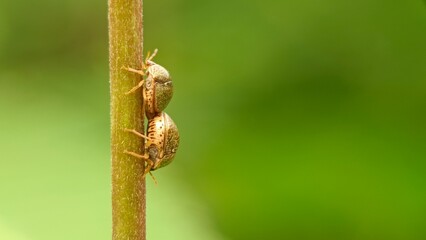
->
[1,0,426,239]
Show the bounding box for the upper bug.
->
[123,49,173,118]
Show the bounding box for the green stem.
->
[108,0,145,239]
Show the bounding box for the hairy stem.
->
[108,0,145,239]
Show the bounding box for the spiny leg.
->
[142,51,151,69]
[148,171,158,185]
[121,66,146,94]
[143,160,154,177]
[146,49,158,63]
[123,150,153,172]
[126,151,157,184]
[124,128,152,141]
[122,66,145,76]
[143,49,158,68]
[125,80,144,95]
[123,150,147,160]
[124,130,154,181]
[124,150,157,183]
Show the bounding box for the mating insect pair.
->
[122,49,180,182]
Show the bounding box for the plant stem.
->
[108,0,145,239]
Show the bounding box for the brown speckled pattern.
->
[144,63,173,117]
[158,112,179,168]
[146,113,165,149]
[145,112,179,170]
[141,62,178,171]
[148,64,170,83]
[154,81,173,113]
[143,76,155,116]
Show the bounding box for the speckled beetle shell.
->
[123,50,174,118]
[145,112,179,170]
[144,61,173,119]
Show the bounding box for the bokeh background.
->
[1,0,426,239]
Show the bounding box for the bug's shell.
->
[145,112,179,170]
[144,62,173,118]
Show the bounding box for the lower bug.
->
[124,112,180,181]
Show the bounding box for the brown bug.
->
[124,112,180,179]
[123,49,173,118]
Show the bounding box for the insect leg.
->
[123,150,148,159]
[148,171,158,185]
[146,49,158,62]
[125,80,145,95]
[143,160,154,177]
[124,150,157,183]
[122,66,146,76]
[124,128,152,141]
[124,150,153,166]
[143,49,158,67]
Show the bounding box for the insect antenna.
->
[149,171,158,185]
